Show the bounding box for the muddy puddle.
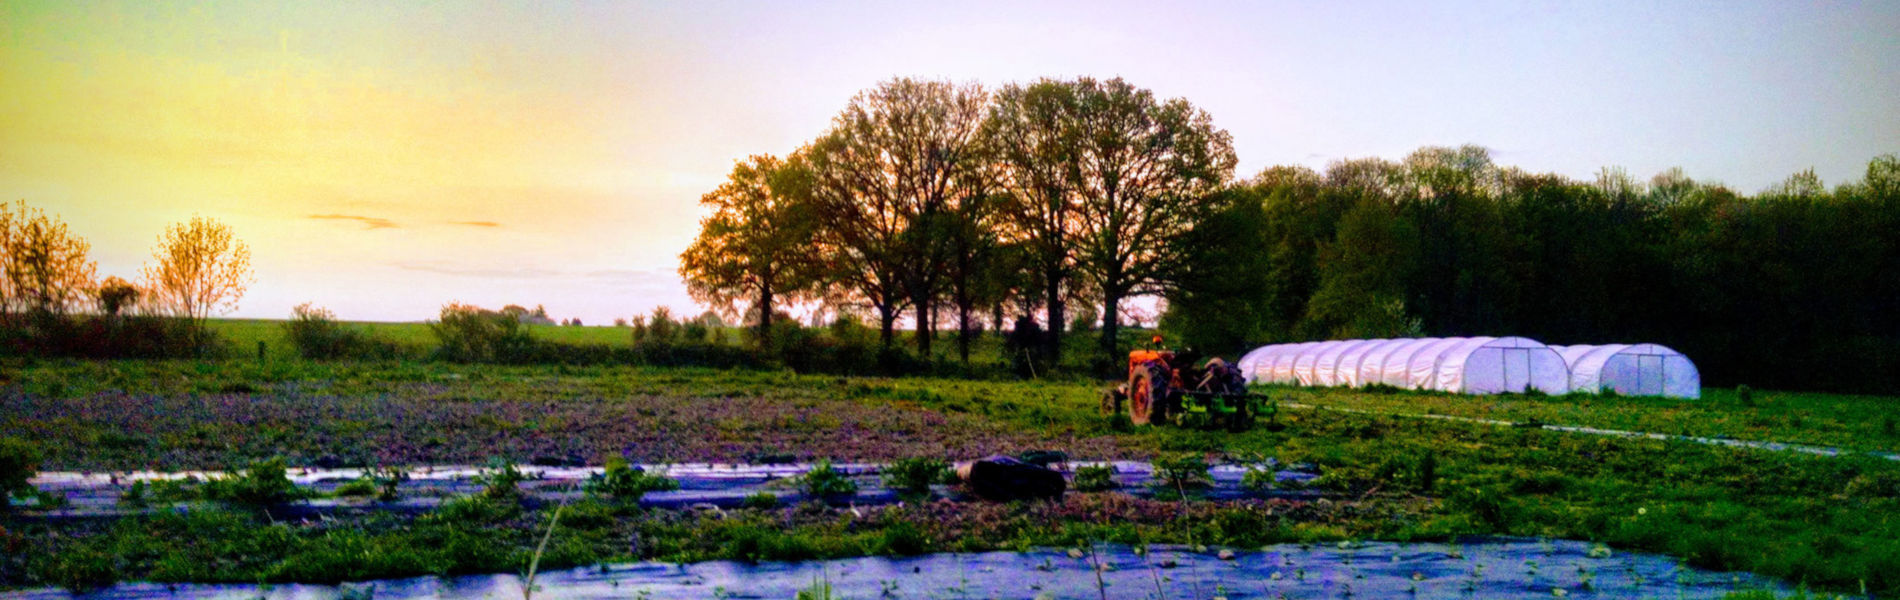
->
[1,538,1789,600]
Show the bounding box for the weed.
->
[1074,465,1117,492]
[477,459,528,501]
[798,460,858,500]
[202,457,305,509]
[881,457,950,496]
[742,491,781,509]
[1152,453,1211,490]
[332,479,377,498]
[118,480,150,508]
[1241,466,1276,492]
[0,436,39,510]
[585,457,678,504]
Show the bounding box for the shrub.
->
[881,457,950,496]
[431,303,536,363]
[585,457,679,503]
[1152,453,1211,490]
[284,303,406,360]
[0,437,38,510]
[798,460,858,499]
[644,307,680,343]
[1073,465,1117,492]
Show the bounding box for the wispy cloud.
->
[389,261,559,279]
[309,214,398,229]
[449,220,501,228]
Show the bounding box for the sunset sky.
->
[3,1,1896,323]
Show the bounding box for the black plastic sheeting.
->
[1,538,1790,600]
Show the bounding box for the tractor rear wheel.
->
[1128,368,1156,425]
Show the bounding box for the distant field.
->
[210,318,647,359]
[207,317,1097,366]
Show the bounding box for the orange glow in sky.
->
[4,1,1895,322]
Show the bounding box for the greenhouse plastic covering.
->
[1550,343,1701,399]
[1239,337,1569,395]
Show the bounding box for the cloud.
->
[309,214,398,229]
[449,220,501,228]
[389,261,559,279]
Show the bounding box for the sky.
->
[2,1,1896,323]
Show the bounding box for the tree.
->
[1059,78,1238,365]
[985,80,1083,364]
[94,276,140,318]
[1,200,97,316]
[679,154,819,346]
[803,78,990,353]
[1159,186,1278,355]
[141,216,252,326]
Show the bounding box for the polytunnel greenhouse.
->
[1237,337,1572,395]
[1549,344,1701,399]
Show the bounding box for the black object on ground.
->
[957,455,1065,501]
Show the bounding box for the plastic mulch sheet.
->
[2,538,1789,600]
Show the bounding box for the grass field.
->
[209,318,648,360]
[3,359,1898,594]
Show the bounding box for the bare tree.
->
[142,216,253,327]
[0,200,97,317]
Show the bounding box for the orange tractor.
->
[1101,336,1274,431]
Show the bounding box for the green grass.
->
[209,319,646,360]
[4,360,1899,595]
[1263,384,1900,454]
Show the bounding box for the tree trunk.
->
[755,280,773,348]
[878,303,897,348]
[956,294,974,364]
[1043,271,1065,368]
[913,294,932,357]
[991,303,1006,339]
[1100,286,1123,370]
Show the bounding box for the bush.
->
[0,437,38,510]
[431,303,536,363]
[585,457,679,503]
[284,303,406,360]
[798,460,858,499]
[881,457,950,496]
[1073,465,1116,492]
[0,313,220,359]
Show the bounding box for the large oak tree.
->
[802,78,990,352]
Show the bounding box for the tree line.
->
[679,77,1237,372]
[681,77,1900,391]
[0,201,253,357]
